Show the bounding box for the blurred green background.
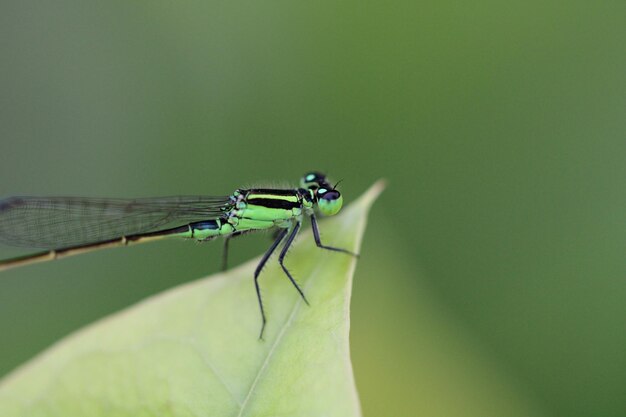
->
[1,1,624,416]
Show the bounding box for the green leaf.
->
[0,180,385,417]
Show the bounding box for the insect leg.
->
[221,231,244,271]
[310,214,359,257]
[254,227,288,339]
[278,222,309,305]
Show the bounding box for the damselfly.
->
[0,172,356,338]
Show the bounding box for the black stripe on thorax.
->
[247,198,300,210]
[246,188,299,196]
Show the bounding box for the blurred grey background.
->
[0,1,624,416]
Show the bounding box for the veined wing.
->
[0,195,232,249]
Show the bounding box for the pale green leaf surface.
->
[0,181,385,417]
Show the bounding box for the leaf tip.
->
[355,179,387,208]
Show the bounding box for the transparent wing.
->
[0,195,232,249]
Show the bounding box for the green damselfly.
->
[0,172,356,338]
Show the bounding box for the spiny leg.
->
[222,237,230,271]
[221,231,243,271]
[254,227,288,340]
[278,222,309,305]
[310,214,359,257]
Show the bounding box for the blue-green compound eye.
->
[300,172,326,189]
[317,190,343,216]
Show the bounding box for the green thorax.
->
[227,188,313,231]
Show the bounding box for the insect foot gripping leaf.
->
[0,180,385,417]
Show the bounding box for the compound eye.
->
[301,172,327,189]
[317,189,343,216]
[321,190,340,201]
